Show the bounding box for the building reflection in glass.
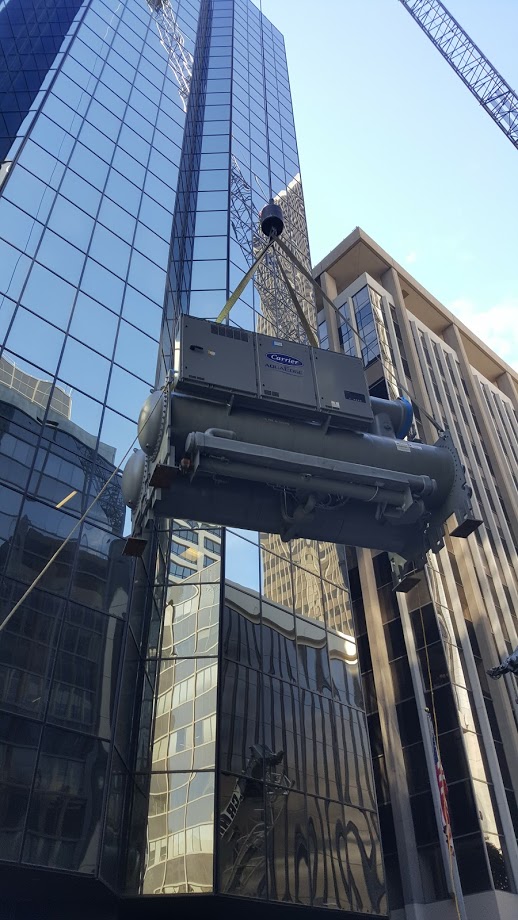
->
[120,0,388,910]
[216,551,385,914]
[138,523,385,913]
[141,555,221,894]
[0,354,132,874]
[253,174,317,346]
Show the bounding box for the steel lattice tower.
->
[399,0,518,149]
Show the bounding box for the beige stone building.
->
[314,227,518,920]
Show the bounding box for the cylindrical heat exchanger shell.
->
[169,393,454,508]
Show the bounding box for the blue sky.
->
[257,0,518,370]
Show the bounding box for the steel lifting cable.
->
[1,238,448,625]
[0,377,173,633]
[273,235,446,436]
[214,231,445,436]
[228,161,321,341]
[216,234,319,343]
[215,229,457,908]
[274,252,319,347]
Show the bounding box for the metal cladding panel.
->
[312,348,374,428]
[178,315,257,396]
[256,334,317,408]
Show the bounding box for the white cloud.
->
[448,297,518,370]
[405,250,417,265]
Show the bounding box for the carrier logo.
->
[266,353,303,367]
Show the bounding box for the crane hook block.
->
[260,200,284,238]
[122,316,481,571]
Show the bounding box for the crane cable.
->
[0,376,173,633]
[275,234,445,435]
[215,172,443,433]
[215,230,445,435]
[1,233,446,631]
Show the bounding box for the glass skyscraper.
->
[0,2,385,917]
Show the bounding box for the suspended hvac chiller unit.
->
[122,314,480,573]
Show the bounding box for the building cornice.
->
[313,227,518,389]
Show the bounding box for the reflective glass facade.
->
[0,0,85,165]
[0,0,194,901]
[0,2,385,918]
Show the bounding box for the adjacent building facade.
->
[0,3,384,918]
[314,227,518,920]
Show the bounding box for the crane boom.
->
[398,0,518,149]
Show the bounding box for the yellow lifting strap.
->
[214,235,319,348]
[215,238,274,325]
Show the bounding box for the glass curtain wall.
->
[138,0,386,912]
[1,0,386,910]
[0,0,85,166]
[0,0,197,886]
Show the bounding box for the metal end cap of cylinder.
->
[138,389,166,459]
[260,201,284,238]
[121,449,146,509]
[395,395,414,440]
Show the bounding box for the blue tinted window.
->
[79,121,116,164]
[122,286,162,339]
[0,199,43,257]
[127,252,166,304]
[193,236,227,261]
[112,149,146,188]
[19,141,66,188]
[69,143,110,192]
[6,309,64,373]
[144,171,176,210]
[48,197,95,252]
[107,365,152,416]
[98,198,137,244]
[29,110,76,160]
[125,105,155,143]
[81,259,125,313]
[89,226,131,279]
[21,264,77,331]
[195,190,228,211]
[3,166,55,223]
[134,224,170,267]
[0,241,31,301]
[69,293,119,355]
[105,170,142,215]
[195,210,228,236]
[0,0,84,161]
[37,230,86,286]
[59,338,110,401]
[93,82,127,120]
[118,126,150,167]
[136,195,172,240]
[54,72,90,117]
[60,169,102,218]
[198,170,229,192]
[0,297,17,342]
[115,322,158,380]
[201,135,230,154]
[190,260,227,291]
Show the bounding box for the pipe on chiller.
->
[195,455,412,507]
